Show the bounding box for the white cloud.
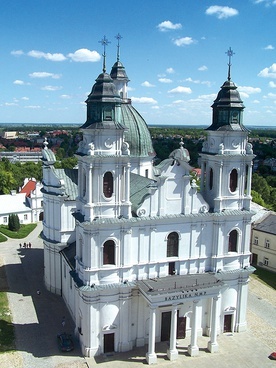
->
[13,80,25,85]
[238,86,261,94]
[141,81,155,87]
[240,92,249,99]
[185,77,200,84]
[41,85,62,91]
[28,50,66,61]
[253,100,260,104]
[173,37,196,46]
[67,49,101,62]
[258,63,276,78]
[29,72,61,79]
[21,97,29,100]
[157,20,182,32]
[264,44,274,50]
[166,67,175,74]
[198,65,208,71]
[206,6,239,19]
[5,102,18,106]
[168,86,192,94]
[269,81,276,88]
[131,97,158,104]
[24,105,41,109]
[60,94,72,99]
[254,0,276,7]
[11,50,24,56]
[266,92,276,99]
[159,78,172,83]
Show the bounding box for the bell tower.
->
[200,48,255,213]
[76,36,131,221]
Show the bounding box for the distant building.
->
[0,150,42,163]
[1,131,18,139]
[251,212,276,272]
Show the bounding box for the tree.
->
[8,214,20,231]
[0,170,16,194]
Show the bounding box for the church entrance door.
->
[161,311,171,341]
[104,333,114,353]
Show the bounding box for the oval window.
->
[103,172,113,198]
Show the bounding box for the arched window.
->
[82,172,86,197]
[167,232,179,257]
[229,169,238,192]
[209,168,213,190]
[228,230,238,252]
[103,240,115,265]
[244,165,248,194]
[103,172,113,198]
[79,237,83,263]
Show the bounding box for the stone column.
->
[167,305,178,360]
[207,296,219,353]
[188,300,199,356]
[146,306,157,364]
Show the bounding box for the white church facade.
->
[42,43,255,363]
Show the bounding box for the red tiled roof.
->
[20,180,36,197]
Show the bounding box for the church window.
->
[229,169,238,192]
[79,237,83,263]
[209,168,213,190]
[244,165,248,194]
[228,230,238,252]
[103,107,112,121]
[103,172,113,198]
[103,240,115,265]
[83,172,86,197]
[167,232,179,257]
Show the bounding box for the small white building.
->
[0,192,32,225]
[42,48,255,363]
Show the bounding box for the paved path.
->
[0,223,275,368]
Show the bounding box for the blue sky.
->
[0,0,275,127]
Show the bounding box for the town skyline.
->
[0,0,275,127]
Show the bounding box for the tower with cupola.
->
[200,48,255,213]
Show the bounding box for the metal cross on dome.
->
[115,33,122,62]
[226,47,235,81]
[99,36,111,73]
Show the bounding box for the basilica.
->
[41,43,255,363]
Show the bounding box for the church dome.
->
[212,80,244,110]
[86,72,120,103]
[121,102,155,158]
[110,61,130,82]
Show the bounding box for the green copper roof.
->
[121,103,155,157]
[130,173,156,214]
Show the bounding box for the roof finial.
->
[225,47,235,81]
[99,35,110,73]
[115,33,122,62]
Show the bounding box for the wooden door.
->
[224,314,232,333]
[161,311,171,341]
[104,333,114,353]
[177,316,186,339]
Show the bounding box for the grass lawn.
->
[250,266,276,290]
[0,233,7,243]
[0,223,37,239]
[0,264,15,353]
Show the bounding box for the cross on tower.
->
[225,47,235,81]
[115,33,122,62]
[99,35,111,73]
